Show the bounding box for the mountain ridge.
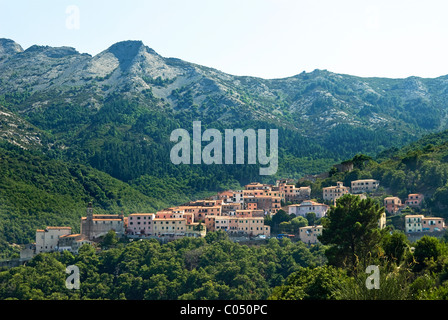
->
[2,38,448,176]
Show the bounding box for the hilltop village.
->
[25,178,446,258]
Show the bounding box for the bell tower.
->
[81,201,94,240]
[86,201,93,219]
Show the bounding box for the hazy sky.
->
[1,0,448,79]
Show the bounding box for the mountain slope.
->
[302,128,448,222]
[1,39,448,232]
[2,39,446,171]
[0,141,175,258]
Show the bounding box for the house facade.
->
[80,203,125,240]
[405,215,424,233]
[288,200,329,219]
[298,225,323,244]
[422,217,445,232]
[322,181,350,201]
[351,179,380,194]
[35,226,72,254]
[405,194,424,208]
[384,196,402,214]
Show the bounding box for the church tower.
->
[81,201,94,240]
[86,201,94,220]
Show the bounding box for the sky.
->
[1,0,448,79]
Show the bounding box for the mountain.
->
[0,39,23,58]
[2,38,448,255]
[2,39,447,152]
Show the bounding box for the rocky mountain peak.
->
[0,38,23,57]
[105,40,153,70]
[23,44,80,58]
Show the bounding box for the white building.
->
[351,179,379,194]
[288,201,329,219]
[35,226,72,253]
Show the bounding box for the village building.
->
[405,194,425,208]
[243,195,281,214]
[152,218,187,237]
[422,217,446,232]
[384,196,403,215]
[276,180,311,202]
[35,226,72,254]
[58,234,92,253]
[288,200,329,219]
[127,213,155,236]
[205,215,270,237]
[405,214,424,233]
[322,181,350,201]
[80,202,125,240]
[298,225,323,245]
[350,179,380,194]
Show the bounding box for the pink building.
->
[422,217,445,232]
[384,197,402,214]
[127,213,155,235]
[405,194,424,208]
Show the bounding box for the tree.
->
[269,265,349,300]
[205,230,228,243]
[305,212,316,226]
[319,194,384,271]
[290,216,308,233]
[412,235,446,272]
[102,230,118,249]
[271,209,291,232]
[381,231,410,265]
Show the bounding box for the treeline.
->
[0,231,327,300]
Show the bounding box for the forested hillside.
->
[300,128,448,222]
[0,142,170,258]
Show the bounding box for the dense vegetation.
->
[0,231,328,300]
[0,141,169,259]
[298,128,448,225]
[3,195,448,300]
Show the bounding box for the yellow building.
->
[405,215,424,233]
[205,215,270,237]
[322,182,350,201]
[298,225,323,244]
[152,218,187,237]
[351,179,380,194]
